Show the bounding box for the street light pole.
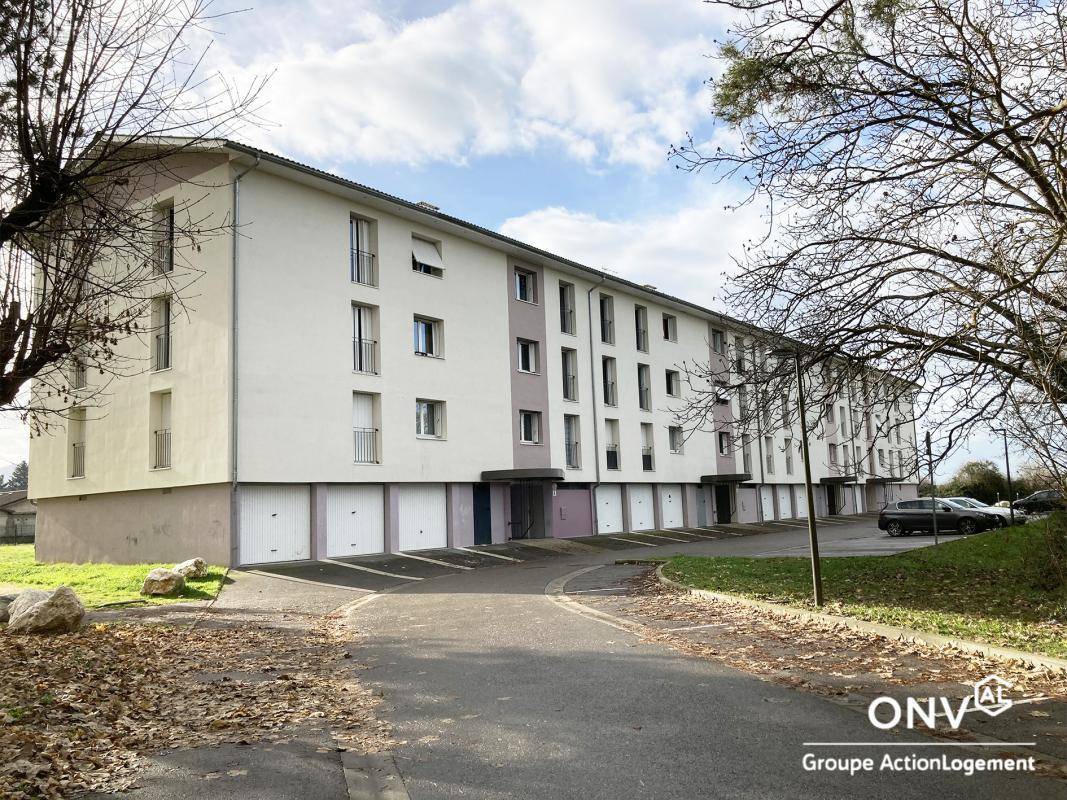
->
[999,429,1015,526]
[790,354,824,607]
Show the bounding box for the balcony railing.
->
[642,446,654,471]
[636,328,648,352]
[153,429,171,469]
[601,318,614,344]
[638,386,651,411]
[155,239,174,274]
[605,443,620,470]
[560,306,575,335]
[603,381,617,406]
[70,362,87,390]
[154,332,171,371]
[565,439,580,469]
[351,249,376,286]
[563,373,578,401]
[354,427,378,464]
[353,338,378,374]
[70,442,85,478]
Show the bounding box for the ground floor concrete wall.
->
[35,483,232,565]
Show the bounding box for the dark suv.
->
[1012,490,1064,515]
[877,498,1000,537]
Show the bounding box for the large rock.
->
[7,586,85,634]
[141,568,185,596]
[173,557,208,580]
[0,593,18,624]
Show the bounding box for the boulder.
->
[5,589,49,624]
[6,586,85,634]
[141,568,185,596]
[0,593,18,624]
[173,557,208,580]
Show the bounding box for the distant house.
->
[0,490,35,542]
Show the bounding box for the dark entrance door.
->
[510,481,546,539]
[714,484,732,524]
[826,485,839,515]
[473,483,492,545]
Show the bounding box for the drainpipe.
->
[586,275,608,532]
[230,154,260,560]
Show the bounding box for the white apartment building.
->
[29,141,919,566]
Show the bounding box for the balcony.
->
[642,446,654,471]
[605,443,620,470]
[70,442,85,478]
[153,429,171,469]
[154,332,171,371]
[350,249,376,286]
[354,427,379,464]
[565,439,580,469]
[353,338,379,374]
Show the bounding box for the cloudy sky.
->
[2,0,1006,481]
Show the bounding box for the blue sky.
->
[0,0,1010,481]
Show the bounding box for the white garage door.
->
[760,486,775,521]
[596,485,623,534]
[629,484,655,531]
[776,485,793,519]
[398,484,447,551]
[660,484,683,528]
[853,485,865,513]
[795,486,809,517]
[695,486,709,527]
[239,484,310,565]
[327,484,384,557]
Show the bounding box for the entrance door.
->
[473,483,492,545]
[826,485,839,515]
[714,484,732,524]
[510,482,545,539]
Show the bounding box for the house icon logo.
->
[973,675,1013,717]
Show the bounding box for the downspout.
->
[230,154,260,562]
[586,275,608,532]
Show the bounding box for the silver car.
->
[945,497,1027,527]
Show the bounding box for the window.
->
[416,399,445,438]
[68,408,86,478]
[517,339,539,373]
[69,355,87,390]
[412,236,444,277]
[561,348,578,401]
[154,202,174,274]
[353,304,378,374]
[829,443,838,465]
[635,305,649,352]
[865,413,873,439]
[784,439,794,475]
[665,369,681,398]
[605,419,620,470]
[637,364,651,411]
[559,281,576,334]
[519,410,541,444]
[662,313,677,341]
[742,434,752,473]
[895,420,902,444]
[350,217,376,285]
[855,445,864,474]
[564,415,580,468]
[413,316,441,357]
[353,392,378,463]
[669,425,684,454]
[781,394,791,428]
[602,356,617,406]
[764,436,774,474]
[151,295,172,371]
[641,422,654,471]
[877,448,886,468]
[151,391,172,469]
[839,405,848,437]
[825,404,835,423]
[714,381,730,406]
[599,294,615,344]
[711,328,726,354]
[718,431,731,456]
[515,268,537,303]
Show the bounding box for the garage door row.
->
[595,484,685,534]
[238,483,448,565]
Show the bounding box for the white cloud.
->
[209,0,725,169]
[498,185,766,310]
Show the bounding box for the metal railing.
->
[563,373,578,401]
[638,386,651,411]
[353,338,378,374]
[603,380,617,406]
[606,443,620,470]
[70,442,85,478]
[155,239,174,274]
[636,328,648,352]
[70,362,87,390]
[351,249,376,285]
[153,429,171,469]
[560,305,575,334]
[354,427,378,464]
[154,332,171,371]
[565,439,580,469]
[601,317,614,344]
[642,446,654,471]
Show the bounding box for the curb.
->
[655,564,1067,673]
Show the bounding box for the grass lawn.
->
[663,520,1067,659]
[0,544,226,607]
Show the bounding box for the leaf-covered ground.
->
[663,522,1067,658]
[0,544,225,607]
[0,613,391,798]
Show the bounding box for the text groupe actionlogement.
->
[802,752,1036,777]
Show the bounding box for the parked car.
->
[1012,490,1065,515]
[877,498,1001,537]
[944,497,1027,527]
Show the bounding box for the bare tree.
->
[0,0,264,430]
[671,0,1067,488]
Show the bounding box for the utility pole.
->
[926,432,939,546]
[1000,429,1015,526]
